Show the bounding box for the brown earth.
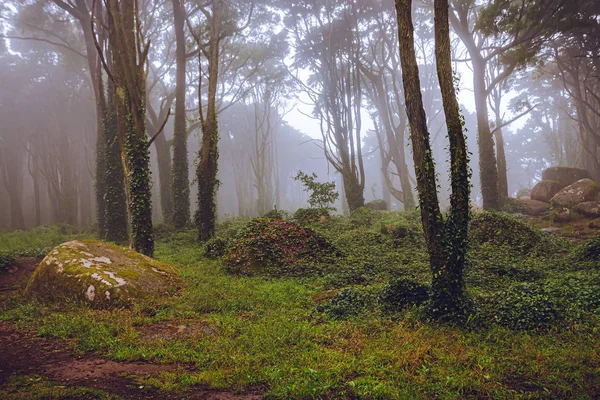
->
[0,258,262,400]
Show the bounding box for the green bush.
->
[365,199,388,211]
[349,207,378,228]
[477,283,565,331]
[203,237,229,259]
[0,252,17,271]
[294,171,339,211]
[293,208,329,226]
[378,278,430,313]
[263,208,289,220]
[565,236,600,268]
[320,287,375,320]
[224,218,338,277]
[469,212,541,251]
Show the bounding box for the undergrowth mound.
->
[224,218,337,277]
[469,212,541,250]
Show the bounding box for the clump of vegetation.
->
[319,287,378,320]
[378,278,430,313]
[469,212,541,251]
[0,251,17,271]
[293,208,330,225]
[203,236,229,259]
[365,199,388,210]
[263,208,289,220]
[294,171,339,211]
[476,283,565,331]
[566,236,600,267]
[224,218,338,277]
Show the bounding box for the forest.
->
[0,0,599,398]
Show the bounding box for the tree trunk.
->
[433,0,470,318]
[171,0,190,229]
[395,0,445,277]
[153,132,174,223]
[103,80,129,244]
[495,128,508,199]
[473,57,500,210]
[196,5,221,241]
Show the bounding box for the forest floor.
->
[0,210,599,399]
[0,258,261,399]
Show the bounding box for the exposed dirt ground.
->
[0,258,262,399]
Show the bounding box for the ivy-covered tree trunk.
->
[395,0,470,321]
[171,0,190,229]
[103,79,128,244]
[433,0,470,318]
[195,4,221,241]
[106,0,154,256]
[153,132,174,223]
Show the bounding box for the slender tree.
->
[171,0,190,229]
[394,0,470,319]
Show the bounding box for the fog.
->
[0,0,598,231]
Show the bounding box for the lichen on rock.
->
[25,240,181,308]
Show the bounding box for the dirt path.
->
[0,259,262,399]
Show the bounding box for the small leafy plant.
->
[294,171,339,211]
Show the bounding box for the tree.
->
[99,0,154,256]
[171,0,190,228]
[394,0,470,320]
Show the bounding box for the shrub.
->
[263,208,289,220]
[294,171,339,211]
[203,237,229,259]
[566,236,600,268]
[469,212,541,251]
[293,208,329,226]
[378,278,430,313]
[0,252,17,271]
[224,218,338,277]
[477,283,565,331]
[320,287,376,320]
[350,207,378,228]
[365,199,388,211]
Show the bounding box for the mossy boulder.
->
[469,212,541,251]
[550,179,599,208]
[25,240,181,308]
[573,201,600,218]
[224,218,337,277]
[531,180,561,202]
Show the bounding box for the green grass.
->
[1,213,599,398]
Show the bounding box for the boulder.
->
[542,167,591,189]
[25,240,180,308]
[365,199,388,211]
[573,201,600,218]
[553,208,572,223]
[516,188,532,200]
[550,179,600,208]
[589,219,600,229]
[511,199,550,216]
[531,180,562,202]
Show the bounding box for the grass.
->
[1,211,599,398]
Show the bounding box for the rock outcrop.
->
[574,201,600,218]
[531,180,562,202]
[25,240,180,308]
[542,167,591,189]
[550,179,599,207]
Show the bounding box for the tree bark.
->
[171,0,190,229]
[196,3,221,241]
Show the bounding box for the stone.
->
[516,188,532,200]
[550,179,600,208]
[574,201,600,218]
[553,208,572,223]
[589,219,600,229]
[25,240,180,308]
[365,199,388,211]
[542,167,591,189]
[531,180,562,202]
[508,199,550,216]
